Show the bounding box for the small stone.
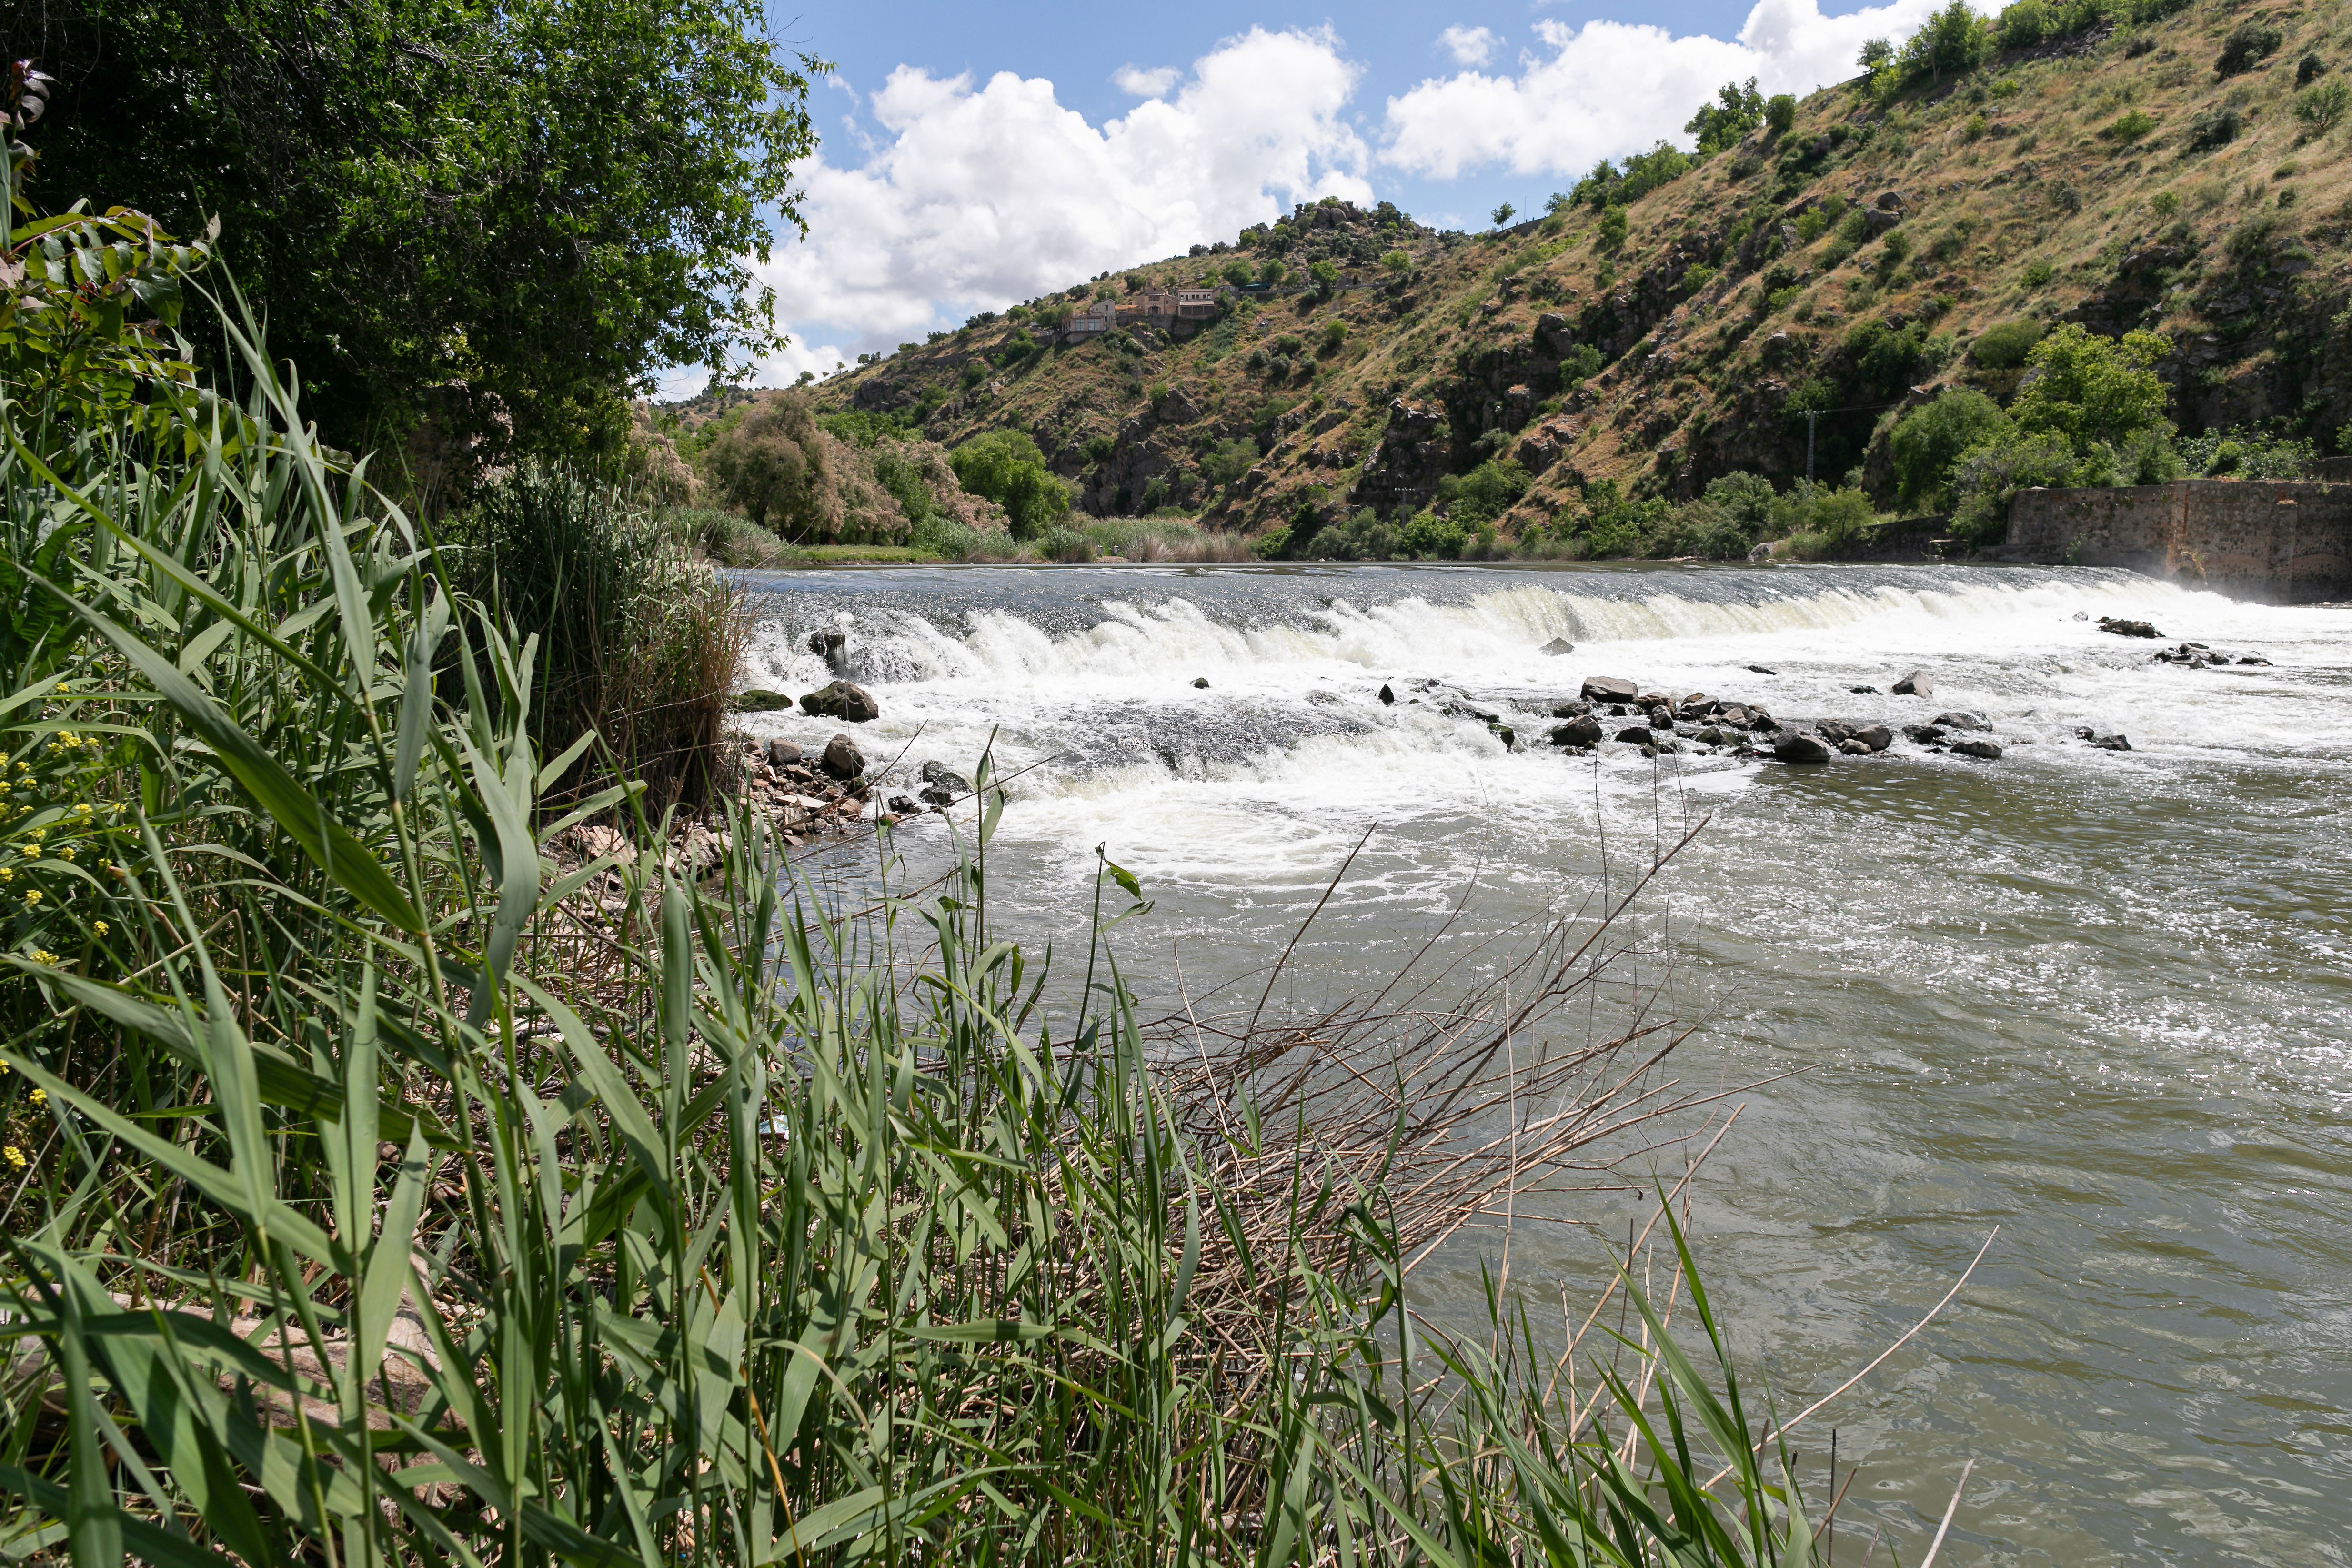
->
[2237,654,2271,666]
[1932,711,1990,731]
[1772,732,1833,764]
[2098,616,2161,639]
[2073,725,2132,751]
[1694,726,1728,746]
[1854,724,1893,752]
[1539,637,1576,655]
[767,738,803,768]
[1747,664,1779,676]
[1581,674,1639,703]
[1950,738,2003,760]
[801,681,880,723]
[1903,723,1947,744]
[1550,699,1592,718]
[1890,670,1933,697]
[1193,676,1210,688]
[888,794,919,814]
[1550,715,1604,748]
[1850,684,1880,694]
[1838,738,1872,755]
[919,784,955,806]
[1379,684,1396,704]
[1614,725,1657,744]
[1817,719,1858,745]
[920,761,972,794]
[821,733,867,780]
[731,688,796,713]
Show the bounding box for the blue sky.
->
[694,0,1959,391]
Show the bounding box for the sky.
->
[681,0,1967,394]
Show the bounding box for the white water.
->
[740,562,2352,1564]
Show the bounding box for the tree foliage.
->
[2010,323,2173,450]
[707,391,829,534]
[949,428,1070,540]
[1891,389,2011,509]
[1685,79,1765,156]
[5,0,822,456]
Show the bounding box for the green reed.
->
[0,308,1875,1568]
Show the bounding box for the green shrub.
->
[1320,319,1349,353]
[706,389,829,532]
[1766,93,1797,134]
[1561,342,1606,381]
[1439,458,1533,523]
[949,428,1071,539]
[1598,205,1629,251]
[2021,258,2056,288]
[2215,19,2284,78]
[1971,318,2047,368]
[2000,0,2049,48]
[2185,105,2242,151]
[2102,110,2159,143]
[1687,78,1767,155]
[2179,425,2317,478]
[1796,210,1829,243]
[1891,389,2013,508]
[2011,322,2173,449]
[1950,430,2080,539]
[2294,78,2352,136]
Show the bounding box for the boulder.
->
[1838,738,1872,755]
[1646,705,1677,730]
[2073,726,2132,751]
[1193,676,1211,688]
[1614,725,1658,744]
[920,761,974,794]
[1890,670,1933,697]
[1950,738,2004,760]
[766,738,803,768]
[731,688,797,713]
[2238,654,2272,666]
[1550,715,1604,748]
[1849,685,1880,694]
[1932,711,1990,731]
[821,733,867,780]
[1817,719,1858,745]
[1694,726,1728,747]
[1717,704,1753,729]
[1550,698,1593,718]
[1853,724,1893,752]
[1379,684,1396,704]
[1581,674,1639,703]
[1772,732,1834,764]
[1903,723,1947,744]
[1636,692,1674,709]
[801,681,881,723]
[887,794,919,814]
[2098,616,2161,638]
[1539,637,1576,656]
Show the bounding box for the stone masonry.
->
[2003,481,2352,603]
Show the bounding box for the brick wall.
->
[2003,481,2352,603]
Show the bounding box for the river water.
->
[735,561,2352,1565]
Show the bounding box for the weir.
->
[2000,480,2352,602]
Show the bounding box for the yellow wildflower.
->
[3,1147,24,1171]
[21,890,38,905]
[55,848,70,863]
[28,951,53,965]
[28,1088,44,1105]
[20,844,35,859]
[0,869,12,883]
[91,921,107,936]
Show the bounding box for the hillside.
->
[787,0,2352,555]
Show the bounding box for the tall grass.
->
[0,308,1917,1568]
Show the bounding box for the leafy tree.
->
[1308,258,1341,297]
[1686,79,1765,156]
[2214,19,2284,78]
[2010,323,2172,450]
[1543,191,1572,215]
[1702,471,1777,538]
[1222,258,1255,286]
[1258,258,1287,288]
[1491,202,1517,227]
[2295,77,2352,136]
[1199,436,1258,490]
[1439,459,1530,523]
[949,429,1070,539]
[1380,249,1413,273]
[709,392,829,533]
[1898,0,1991,87]
[9,0,822,458]
[1597,205,1628,251]
[1858,38,1894,70]
[1890,389,2011,508]
[1766,93,1797,135]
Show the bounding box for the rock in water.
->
[1550,698,1592,718]
[1193,676,1210,688]
[887,794,919,814]
[1581,674,1638,704]
[1550,715,1604,748]
[766,738,803,768]
[1613,725,1656,744]
[1932,711,1991,732]
[2073,726,2132,752]
[1838,738,1872,755]
[1853,724,1893,752]
[1539,637,1576,656]
[801,680,880,723]
[1773,732,1833,764]
[821,733,867,780]
[1379,684,1396,704]
[1890,669,1934,697]
[919,760,973,794]
[1903,723,1947,744]
[731,688,796,713]
[2098,616,2160,638]
[1950,738,2003,760]
[1747,664,1779,676]
[1817,719,1859,745]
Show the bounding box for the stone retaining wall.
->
[2002,480,2352,602]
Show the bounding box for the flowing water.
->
[736,561,2352,1564]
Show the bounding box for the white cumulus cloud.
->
[1437,25,1500,66]
[1383,0,1970,180]
[750,28,1371,379]
[1114,64,1181,96]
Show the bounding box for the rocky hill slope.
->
[801,0,2352,548]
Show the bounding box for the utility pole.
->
[1805,410,1819,486]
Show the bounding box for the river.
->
[735,560,2352,1565]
